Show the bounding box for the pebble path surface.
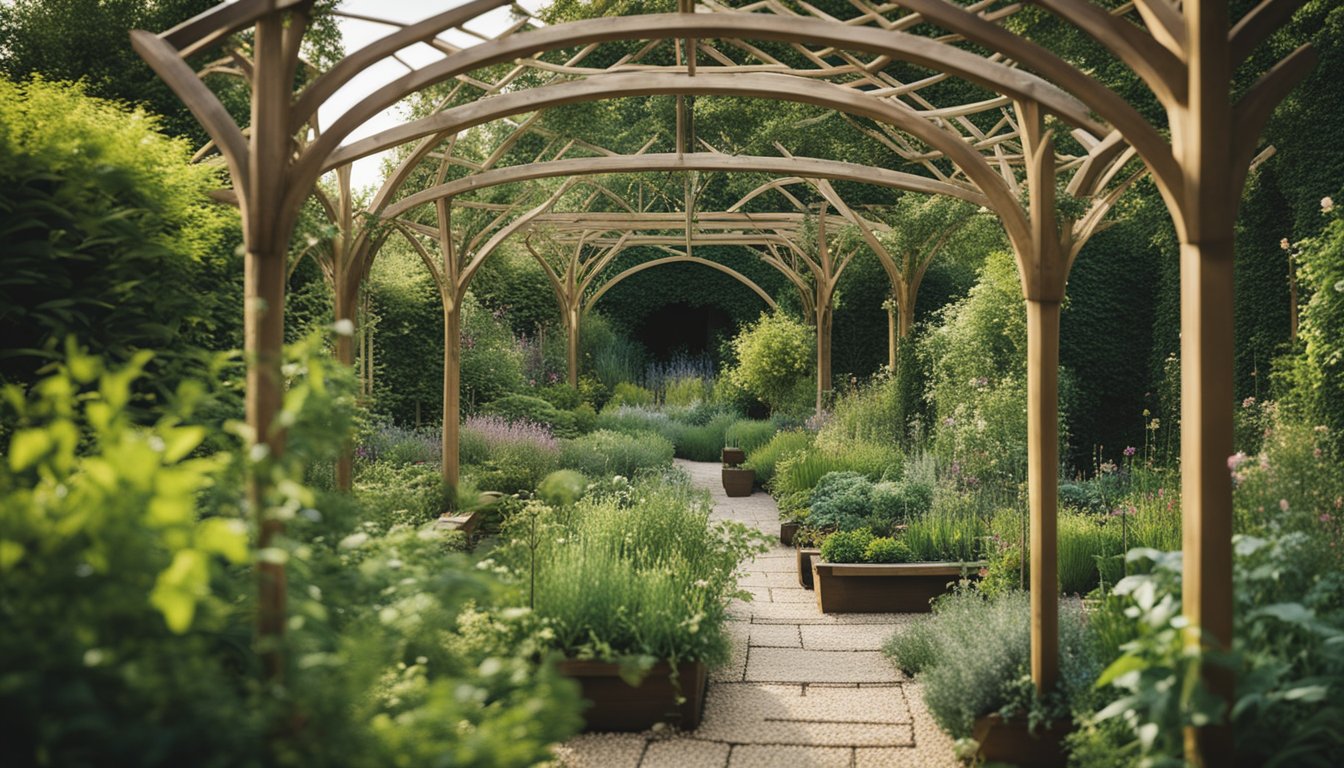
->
[553,459,959,768]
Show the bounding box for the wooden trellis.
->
[135,3,1314,760]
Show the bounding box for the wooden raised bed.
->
[722,466,754,497]
[796,547,820,589]
[972,713,1073,767]
[811,561,985,613]
[721,447,747,466]
[557,659,708,732]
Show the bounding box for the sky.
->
[317,0,546,192]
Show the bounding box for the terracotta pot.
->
[796,547,820,589]
[811,561,985,613]
[557,659,708,732]
[721,447,747,466]
[971,713,1073,767]
[780,521,800,547]
[721,466,755,497]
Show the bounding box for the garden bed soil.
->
[722,467,755,497]
[811,561,985,613]
[780,521,799,547]
[557,660,708,732]
[971,713,1074,767]
[797,547,820,589]
[721,447,747,466]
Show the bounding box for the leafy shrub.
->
[595,403,670,436]
[820,528,875,563]
[816,375,910,452]
[571,402,597,434]
[354,462,451,528]
[483,394,577,437]
[744,429,812,485]
[665,412,737,461]
[772,442,901,500]
[460,294,527,407]
[359,422,440,466]
[871,479,935,529]
[537,382,582,410]
[581,313,645,390]
[883,590,1099,740]
[502,473,768,667]
[726,312,815,415]
[609,381,655,407]
[559,429,674,479]
[663,375,709,406]
[460,415,561,493]
[864,536,913,563]
[808,472,876,531]
[724,419,777,453]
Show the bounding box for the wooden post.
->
[442,297,461,491]
[567,307,580,388]
[333,285,356,492]
[886,299,897,372]
[246,10,291,683]
[1026,297,1061,693]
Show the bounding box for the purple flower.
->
[462,414,559,452]
[1123,446,1137,457]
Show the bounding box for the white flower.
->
[1323,196,1335,214]
[332,318,355,337]
[1280,238,1291,251]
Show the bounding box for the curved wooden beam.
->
[307,72,1031,257]
[294,13,1101,142]
[379,152,986,219]
[583,253,778,312]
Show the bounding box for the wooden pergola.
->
[134,1,1314,762]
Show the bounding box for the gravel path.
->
[554,460,958,768]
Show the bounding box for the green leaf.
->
[1096,654,1147,689]
[0,540,25,572]
[8,428,52,471]
[159,425,205,463]
[195,518,249,564]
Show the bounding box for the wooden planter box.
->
[796,547,820,589]
[721,447,747,466]
[972,713,1073,767]
[780,521,800,547]
[721,466,755,497]
[812,561,985,613]
[557,659,708,732]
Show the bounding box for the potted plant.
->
[779,508,808,546]
[792,526,826,589]
[721,446,747,466]
[721,463,755,497]
[811,528,986,613]
[971,712,1073,767]
[504,473,768,732]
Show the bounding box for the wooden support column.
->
[442,296,461,490]
[886,300,898,372]
[566,307,580,388]
[1026,297,1060,692]
[246,10,292,683]
[332,283,357,492]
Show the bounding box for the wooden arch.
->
[136,6,1316,756]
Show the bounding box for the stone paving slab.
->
[800,624,902,651]
[711,621,750,682]
[749,623,802,648]
[554,733,646,768]
[641,739,730,768]
[691,683,913,747]
[728,745,854,767]
[745,648,901,684]
[770,587,815,603]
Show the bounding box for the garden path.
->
[554,460,958,768]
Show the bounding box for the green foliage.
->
[483,394,576,437]
[499,473,768,667]
[771,441,902,500]
[609,381,655,407]
[663,375,709,406]
[537,469,588,507]
[581,313,645,391]
[571,402,597,434]
[558,429,674,479]
[900,496,989,563]
[1275,209,1344,454]
[864,536,914,564]
[808,472,876,532]
[664,412,738,461]
[724,418,777,453]
[819,528,874,564]
[352,462,450,529]
[537,382,582,411]
[461,295,527,408]
[743,429,813,485]
[0,77,239,401]
[870,479,935,529]
[726,312,815,415]
[1086,535,1344,766]
[817,374,909,452]
[883,590,1099,741]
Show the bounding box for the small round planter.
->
[722,466,755,497]
[721,447,747,466]
[557,659,708,732]
[779,521,800,547]
[811,560,986,613]
[971,713,1073,767]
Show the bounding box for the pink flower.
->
[1123,446,1137,457]
[1279,498,1290,513]
[1321,514,1333,524]
[1242,396,1257,409]
[1227,452,1249,472]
